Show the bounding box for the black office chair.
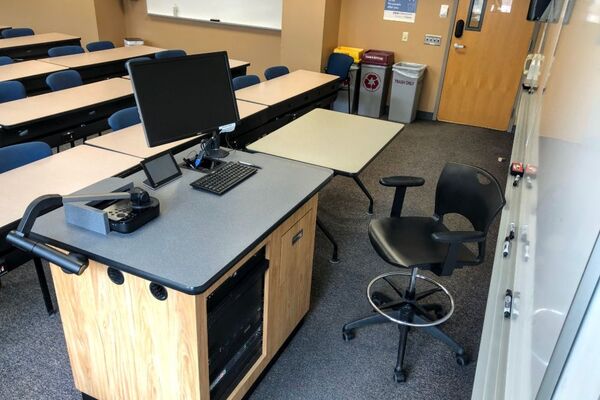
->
[342,163,505,382]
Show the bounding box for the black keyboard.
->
[190,162,258,195]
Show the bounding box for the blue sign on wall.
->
[384,0,418,22]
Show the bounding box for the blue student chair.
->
[1,28,34,38]
[0,141,57,315]
[48,45,85,57]
[155,49,187,59]
[86,40,115,52]
[0,56,14,66]
[125,56,152,71]
[325,53,355,113]
[46,70,83,92]
[0,81,26,103]
[232,75,260,91]
[108,107,141,131]
[264,65,290,80]
[0,142,52,173]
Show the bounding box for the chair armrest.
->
[432,231,486,243]
[380,176,425,188]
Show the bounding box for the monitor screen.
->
[128,52,240,147]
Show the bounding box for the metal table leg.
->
[316,217,340,264]
[33,257,56,315]
[352,175,374,215]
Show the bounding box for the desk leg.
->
[33,257,56,315]
[316,217,340,264]
[353,175,374,215]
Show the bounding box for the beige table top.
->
[0,60,68,82]
[247,108,404,174]
[39,45,164,68]
[0,78,132,127]
[0,145,140,228]
[235,69,339,106]
[0,25,11,30]
[229,59,250,69]
[0,33,80,50]
[86,100,268,159]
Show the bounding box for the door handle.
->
[453,43,466,49]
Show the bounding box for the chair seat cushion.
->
[368,217,477,271]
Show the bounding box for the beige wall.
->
[121,0,281,76]
[321,0,342,68]
[338,0,455,113]
[281,0,327,72]
[0,0,100,45]
[94,0,126,47]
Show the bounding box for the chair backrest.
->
[2,28,34,39]
[0,142,52,173]
[0,56,14,66]
[264,65,290,80]
[86,40,115,52]
[46,70,83,92]
[326,53,354,79]
[232,75,260,91]
[155,49,187,59]
[48,45,85,57]
[108,107,140,131]
[0,81,26,103]
[434,162,505,234]
[125,56,151,70]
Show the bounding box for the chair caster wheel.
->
[456,353,470,366]
[371,291,392,307]
[394,369,407,383]
[342,331,355,341]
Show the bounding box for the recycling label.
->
[363,72,381,92]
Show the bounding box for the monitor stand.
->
[204,130,230,159]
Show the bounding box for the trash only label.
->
[394,78,415,86]
[363,72,381,92]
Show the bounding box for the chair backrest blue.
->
[86,40,115,52]
[125,56,152,71]
[48,45,85,57]
[326,53,354,79]
[0,81,26,103]
[0,142,52,173]
[232,75,260,91]
[0,56,14,66]
[2,28,34,39]
[46,70,83,92]
[108,107,141,131]
[264,66,290,80]
[155,49,187,59]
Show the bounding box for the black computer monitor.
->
[128,52,239,149]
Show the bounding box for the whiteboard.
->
[146,0,283,31]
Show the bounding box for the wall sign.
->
[384,0,418,23]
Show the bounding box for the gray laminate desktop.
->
[31,150,332,294]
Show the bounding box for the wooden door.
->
[437,0,534,130]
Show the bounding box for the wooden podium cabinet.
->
[50,195,318,400]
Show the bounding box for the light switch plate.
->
[440,4,449,18]
[402,32,409,42]
[424,34,442,46]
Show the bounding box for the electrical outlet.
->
[402,32,409,42]
[424,34,442,46]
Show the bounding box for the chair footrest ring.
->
[367,271,454,328]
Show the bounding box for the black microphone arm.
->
[5,191,134,275]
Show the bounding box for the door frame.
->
[433,0,538,132]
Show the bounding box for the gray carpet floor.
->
[0,119,513,399]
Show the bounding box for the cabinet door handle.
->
[292,229,304,245]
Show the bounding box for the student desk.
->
[86,100,268,159]
[228,58,251,77]
[0,145,141,312]
[232,70,340,148]
[29,150,332,400]
[0,33,81,60]
[0,78,134,148]
[39,45,164,83]
[248,109,403,260]
[0,60,68,94]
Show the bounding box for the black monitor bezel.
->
[128,51,240,148]
[140,152,182,189]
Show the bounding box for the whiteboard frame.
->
[147,12,282,32]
